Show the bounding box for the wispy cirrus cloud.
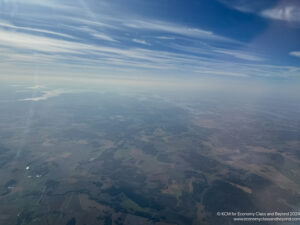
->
[214,49,264,61]
[123,19,235,43]
[156,36,176,40]
[195,70,249,78]
[92,33,117,42]
[0,0,77,11]
[0,0,299,80]
[289,51,300,58]
[0,24,298,79]
[27,85,45,90]
[74,26,118,42]
[0,21,74,39]
[261,5,300,22]
[132,39,151,46]
[218,0,275,13]
[0,29,85,53]
[219,0,300,23]
[20,89,67,101]
[0,18,239,66]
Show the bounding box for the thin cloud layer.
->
[0,0,299,79]
[20,89,67,101]
[261,5,300,22]
[290,51,300,58]
[132,39,151,46]
[27,85,45,90]
[214,49,264,61]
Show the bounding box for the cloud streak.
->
[261,5,300,22]
[0,21,74,39]
[0,0,299,80]
[290,51,300,58]
[132,39,151,45]
[20,89,67,101]
[214,49,264,61]
[123,19,235,43]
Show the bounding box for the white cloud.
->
[219,0,300,23]
[214,49,263,61]
[0,29,86,53]
[20,89,67,101]
[261,5,300,22]
[61,17,117,30]
[0,8,298,80]
[62,15,236,43]
[156,36,176,40]
[0,0,76,11]
[196,70,249,78]
[123,20,235,43]
[69,26,117,42]
[132,39,151,46]
[92,33,117,42]
[289,51,300,58]
[1,32,298,79]
[0,29,121,56]
[0,29,187,65]
[27,85,45,90]
[0,21,74,39]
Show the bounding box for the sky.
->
[0,0,299,80]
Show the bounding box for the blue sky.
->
[0,0,299,79]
